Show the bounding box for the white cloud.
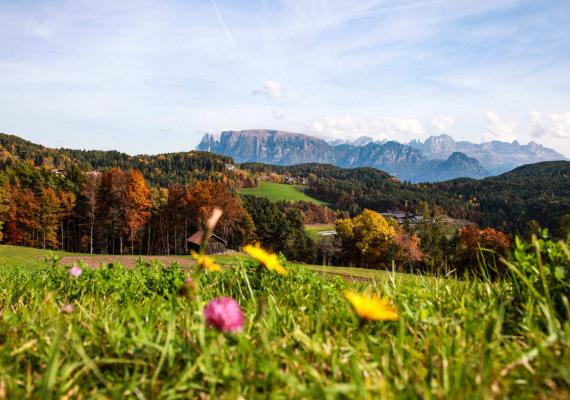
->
[306,115,424,141]
[252,80,285,100]
[530,111,570,139]
[431,115,455,132]
[483,111,517,142]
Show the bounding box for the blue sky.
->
[1,0,569,156]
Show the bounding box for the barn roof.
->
[186,229,227,245]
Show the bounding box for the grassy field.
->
[0,245,80,271]
[0,243,568,398]
[305,223,336,240]
[239,182,328,206]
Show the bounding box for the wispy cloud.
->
[208,0,240,56]
[0,0,569,155]
[431,115,455,133]
[252,80,285,100]
[306,115,424,142]
[484,112,516,142]
[530,111,570,139]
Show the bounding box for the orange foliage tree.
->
[458,225,511,274]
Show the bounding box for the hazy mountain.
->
[418,152,489,182]
[352,136,374,146]
[199,130,336,165]
[407,134,566,174]
[197,130,490,182]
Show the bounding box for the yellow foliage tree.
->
[335,209,397,267]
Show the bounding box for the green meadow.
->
[0,238,568,398]
[239,182,328,206]
[305,223,336,240]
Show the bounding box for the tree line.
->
[0,161,255,255]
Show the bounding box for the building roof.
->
[186,229,227,245]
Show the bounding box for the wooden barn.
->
[186,229,227,255]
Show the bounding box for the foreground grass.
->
[0,241,568,398]
[239,182,328,206]
[0,245,80,271]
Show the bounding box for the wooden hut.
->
[186,229,227,255]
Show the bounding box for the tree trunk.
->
[147,223,151,255]
[184,219,188,254]
[90,223,94,254]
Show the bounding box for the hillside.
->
[433,161,570,234]
[0,133,234,186]
[0,132,568,236]
[241,163,467,216]
[238,182,328,205]
[242,161,570,235]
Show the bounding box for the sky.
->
[1,0,569,156]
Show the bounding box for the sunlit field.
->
[239,182,328,205]
[0,237,568,398]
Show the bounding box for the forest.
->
[0,133,569,275]
[242,160,570,236]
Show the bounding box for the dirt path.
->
[57,255,374,282]
[59,255,195,268]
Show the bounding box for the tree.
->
[336,209,397,267]
[392,230,422,269]
[5,187,40,246]
[317,235,342,266]
[124,170,151,253]
[37,187,62,248]
[185,180,254,249]
[0,185,10,241]
[80,171,101,254]
[558,214,570,239]
[457,225,511,275]
[99,168,128,254]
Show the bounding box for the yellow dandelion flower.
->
[191,251,222,272]
[344,290,399,321]
[244,243,287,275]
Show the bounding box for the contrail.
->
[209,0,241,56]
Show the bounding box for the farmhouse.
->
[187,229,227,254]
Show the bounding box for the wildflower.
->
[61,304,74,314]
[244,243,287,275]
[344,290,399,321]
[206,207,223,231]
[177,276,196,298]
[203,297,245,333]
[191,251,222,271]
[68,266,82,278]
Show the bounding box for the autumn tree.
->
[185,180,255,248]
[0,185,9,241]
[124,170,151,253]
[5,187,40,246]
[392,230,422,269]
[457,225,511,275]
[336,209,397,267]
[80,171,101,254]
[37,187,62,248]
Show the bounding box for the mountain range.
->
[197,130,566,182]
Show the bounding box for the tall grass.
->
[0,237,568,398]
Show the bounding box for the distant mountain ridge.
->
[407,134,566,174]
[198,130,492,182]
